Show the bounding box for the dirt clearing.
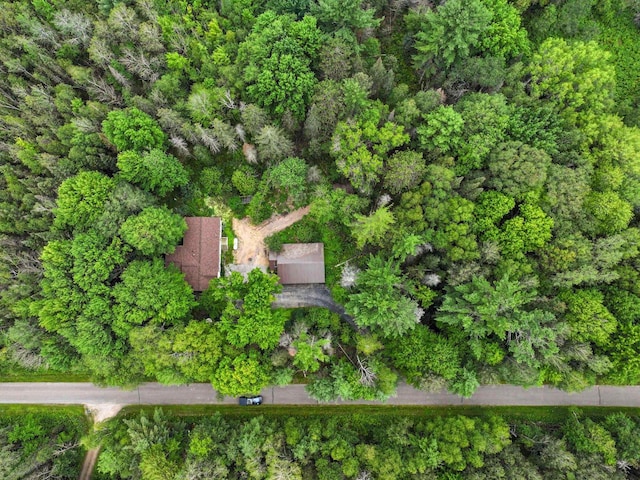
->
[232,205,311,268]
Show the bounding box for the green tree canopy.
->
[112,259,196,338]
[346,255,419,338]
[238,12,323,119]
[412,0,492,76]
[437,275,560,368]
[102,108,166,152]
[119,206,187,256]
[351,205,395,250]
[116,149,189,196]
[528,38,615,132]
[55,171,116,231]
[203,269,287,350]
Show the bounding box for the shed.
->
[269,243,325,285]
[165,217,222,291]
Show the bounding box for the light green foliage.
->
[119,206,187,256]
[584,190,634,236]
[70,230,129,291]
[307,358,398,402]
[116,149,188,196]
[412,0,492,75]
[528,38,616,131]
[416,105,464,155]
[563,411,617,466]
[203,269,286,350]
[172,321,225,382]
[497,196,553,256]
[560,289,617,346]
[129,325,183,385]
[352,206,395,249]
[437,276,560,369]
[309,184,369,226]
[267,157,308,204]
[211,353,271,396]
[238,12,322,119]
[474,191,516,238]
[231,167,258,196]
[424,415,511,470]
[604,413,640,466]
[311,0,380,32]
[332,103,409,194]
[102,108,166,151]
[487,142,551,199]
[112,259,196,337]
[55,171,115,230]
[386,325,461,385]
[346,256,418,338]
[449,368,481,398]
[479,0,530,58]
[0,411,87,479]
[292,332,329,374]
[383,150,426,194]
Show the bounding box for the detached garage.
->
[269,243,325,285]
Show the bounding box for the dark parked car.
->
[239,395,263,406]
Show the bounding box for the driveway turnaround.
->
[2,383,640,407]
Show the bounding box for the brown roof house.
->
[165,217,222,291]
[269,243,325,285]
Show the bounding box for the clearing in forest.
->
[232,205,311,269]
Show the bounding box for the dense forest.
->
[93,408,640,479]
[1,0,640,399]
[0,407,88,479]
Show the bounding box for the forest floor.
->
[231,205,311,268]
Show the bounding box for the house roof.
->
[271,243,325,285]
[165,217,221,291]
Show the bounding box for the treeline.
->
[94,408,640,479]
[0,408,88,479]
[0,0,639,397]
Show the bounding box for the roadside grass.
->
[0,372,91,382]
[0,404,88,416]
[116,404,640,422]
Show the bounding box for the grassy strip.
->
[117,404,640,422]
[0,373,91,382]
[0,404,88,416]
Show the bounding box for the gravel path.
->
[273,284,359,329]
[79,448,100,480]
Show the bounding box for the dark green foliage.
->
[238,11,323,120]
[346,255,419,338]
[116,149,188,196]
[0,410,88,479]
[97,408,640,479]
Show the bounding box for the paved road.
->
[2,382,640,407]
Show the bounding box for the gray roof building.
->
[269,243,325,285]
